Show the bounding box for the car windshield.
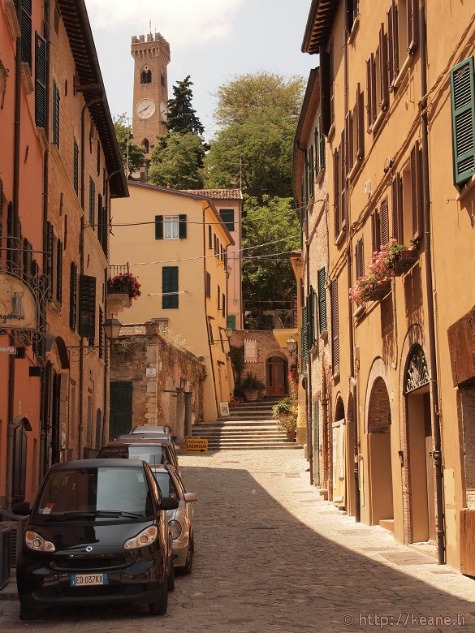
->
[152,470,178,499]
[99,444,165,465]
[34,467,151,518]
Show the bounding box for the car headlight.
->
[169,519,182,540]
[25,530,55,552]
[124,525,158,549]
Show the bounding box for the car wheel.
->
[167,558,175,592]
[148,580,168,616]
[19,604,36,621]
[182,535,194,575]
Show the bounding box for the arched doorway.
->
[266,356,287,395]
[332,397,346,508]
[367,377,394,527]
[404,344,435,542]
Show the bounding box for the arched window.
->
[142,139,150,153]
[141,68,152,84]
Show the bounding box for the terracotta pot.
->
[243,389,258,402]
[286,430,296,442]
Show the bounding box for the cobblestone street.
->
[1,448,475,632]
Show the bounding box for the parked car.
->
[130,424,173,440]
[14,459,178,620]
[98,436,180,472]
[151,464,197,574]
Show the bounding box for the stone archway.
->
[367,377,394,527]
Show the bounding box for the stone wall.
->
[110,321,205,437]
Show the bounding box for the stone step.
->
[200,441,301,450]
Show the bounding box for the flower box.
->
[392,249,418,276]
[366,279,391,301]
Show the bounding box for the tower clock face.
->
[136,98,156,119]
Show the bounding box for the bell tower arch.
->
[131,31,170,165]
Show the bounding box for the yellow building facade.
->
[110,183,234,422]
[298,0,475,572]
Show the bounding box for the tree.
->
[204,72,305,199]
[113,114,145,175]
[241,195,300,321]
[148,132,205,189]
[166,75,205,136]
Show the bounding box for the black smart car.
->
[14,459,178,620]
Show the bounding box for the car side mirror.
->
[12,501,31,516]
[160,497,179,510]
[184,492,197,503]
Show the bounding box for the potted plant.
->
[272,398,297,441]
[108,272,141,300]
[241,372,265,402]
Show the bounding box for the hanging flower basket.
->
[107,272,141,300]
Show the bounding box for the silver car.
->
[151,464,197,574]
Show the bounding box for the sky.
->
[87,0,318,140]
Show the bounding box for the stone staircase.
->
[191,397,302,450]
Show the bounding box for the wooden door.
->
[110,381,133,439]
[266,357,287,395]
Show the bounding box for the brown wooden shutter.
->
[379,26,389,110]
[356,238,365,278]
[410,142,423,240]
[371,54,377,124]
[333,148,340,239]
[341,132,347,231]
[366,58,372,130]
[356,84,365,161]
[331,279,339,373]
[69,262,77,330]
[79,274,96,339]
[371,210,381,253]
[391,175,403,242]
[380,197,389,245]
[45,221,53,299]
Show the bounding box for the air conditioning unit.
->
[0,525,11,589]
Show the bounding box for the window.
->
[314,117,326,174]
[52,81,60,146]
[307,146,315,199]
[21,0,32,66]
[366,26,389,131]
[208,319,214,345]
[89,177,95,227]
[222,293,226,317]
[208,225,213,249]
[162,266,178,309]
[355,238,365,279]
[388,0,419,89]
[219,209,235,232]
[348,84,365,175]
[79,274,96,339]
[141,68,152,84]
[371,197,389,252]
[450,57,475,186]
[330,279,339,375]
[317,268,328,334]
[155,215,187,240]
[391,175,403,242]
[345,0,359,35]
[70,262,77,330]
[400,142,422,242]
[35,34,47,128]
[320,44,334,135]
[205,272,211,298]
[217,285,221,310]
[73,140,79,195]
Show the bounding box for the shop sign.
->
[0,272,37,330]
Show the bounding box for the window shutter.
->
[410,142,423,239]
[155,215,163,239]
[333,148,340,239]
[73,140,79,195]
[341,131,347,231]
[379,26,389,111]
[356,238,365,278]
[317,268,328,333]
[222,293,226,317]
[366,58,373,131]
[391,175,403,242]
[56,239,63,303]
[79,274,96,339]
[89,177,95,227]
[356,84,365,161]
[407,0,419,54]
[320,50,331,136]
[331,279,339,374]
[70,262,77,329]
[388,2,400,84]
[370,53,377,123]
[380,198,389,245]
[450,57,475,185]
[35,34,47,128]
[208,224,212,249]
[21,0,32,66]
[162,266,178,309]
[52,82,60,146]
[301,306,308,372]
[205,271,211,298]
[371,210,381,253]
[178,214,187,239]
[45,221,53,299]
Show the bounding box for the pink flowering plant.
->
[349,239,414,305]
[108,272,141,300]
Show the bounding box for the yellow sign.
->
[185,437,208,452]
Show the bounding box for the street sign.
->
[0,346,16,355]
[185,437,208,453]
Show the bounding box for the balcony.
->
[107,265,141,315]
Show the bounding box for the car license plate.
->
[70,573,108,586]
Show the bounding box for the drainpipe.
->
[419,1,445,565]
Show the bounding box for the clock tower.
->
[131,31,170,164]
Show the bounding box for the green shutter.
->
[451,57,475,185]
[227,315,236,330]
[179,214,187,239]
[155,215,163,239]
[162,266,178,309]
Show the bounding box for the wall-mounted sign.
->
[0,346,15,354]
[0,272,37,330]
